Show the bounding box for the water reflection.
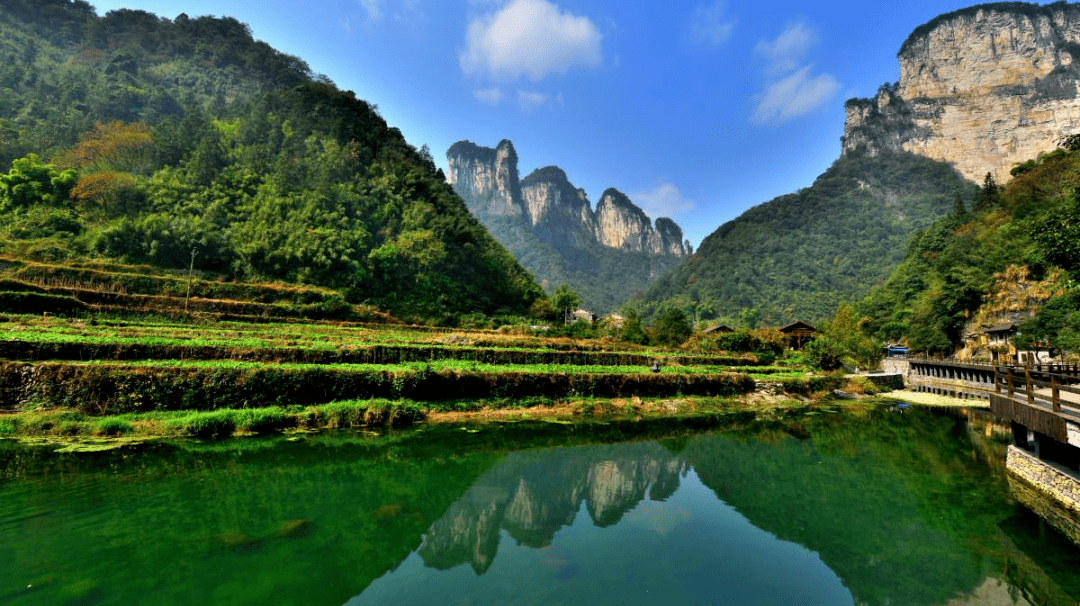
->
[2,406,1080,606]
[910,384,993,402]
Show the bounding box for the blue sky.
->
[89,0,989,247]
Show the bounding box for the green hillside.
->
[859,145,1080,355]
[639,151,971,326]
[0,0,543,320]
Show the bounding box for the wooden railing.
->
[993,364,1080,415]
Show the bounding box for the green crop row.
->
[64,358,737,375]
[0,333,756,368]
[0,360,756,415]
[0,400,424,440]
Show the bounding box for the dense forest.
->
[858,143,1080,355]
[0,0,544,320]
[638,150,972,326]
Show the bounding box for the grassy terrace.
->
[0,262,850,444]
[0,315,759,367]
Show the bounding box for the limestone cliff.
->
[447,140,691,257]
[843,2,1080,183]
[445,139,522,217]
[520,166,597,248]
[594,189,690,256]
[446,139,692,312]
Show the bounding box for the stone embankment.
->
[1007,445,1080,545]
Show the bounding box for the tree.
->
[619,310,649,345]
[70,170,143,216]
[976,172,999,209]
[651,307,692,347]
[56,121,153,173]
[0,154,78,210]
[551,283,581,324]
[739,307,761,329]
[951,191,967,223]
[1029,193,1080,272]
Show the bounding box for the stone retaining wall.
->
[864,373,905,390]
[1006,445,1080,546]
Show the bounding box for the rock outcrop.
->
[445,140,521,217]
[843,3,1080,183]
[446,139,692,257]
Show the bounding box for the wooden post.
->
[185,247,198,313]
[1024,367,1036,406]
[995,365,1001,394]
[1007,367,1014,397]
[1052,374,1061,413]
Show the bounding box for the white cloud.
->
[690,2,735,47]
[755,22,816,76]
[517,90,563,110]
[460,0,602,81]
[474,87,504,105]
[631,182,695,218]
[752,65,839,124]
[359,0,381,22]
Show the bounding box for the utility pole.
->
[185,247,198,312]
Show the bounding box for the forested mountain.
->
[640,151,970,326]
[0,0,543,319]
[447,139,691,313]
[859,145,1080,356]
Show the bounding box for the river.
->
[2,403,1080,605]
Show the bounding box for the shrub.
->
[7,207,84,239]
[804,335,845,371]
[180,410,237,438]
[94,418,133,436]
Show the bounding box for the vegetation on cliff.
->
[0,0,543,320]
[858,145,1080,355]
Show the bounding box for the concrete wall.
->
[881,358,909,376]
[864,373,905,390]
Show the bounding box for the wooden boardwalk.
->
[983,363,1080,447]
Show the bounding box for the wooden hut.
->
[703,324,735,335]
[780,320,816,349]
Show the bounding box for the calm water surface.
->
[3,404,1080,606]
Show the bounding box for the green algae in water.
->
[1,406,1079,605]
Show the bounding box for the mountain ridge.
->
[446,138,690,312]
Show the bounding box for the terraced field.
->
[0,259,843,442]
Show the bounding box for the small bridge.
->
[987,364,1080,454]
[907,358,1080,453]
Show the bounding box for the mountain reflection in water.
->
[3,405,1080,606]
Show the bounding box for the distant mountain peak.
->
[446,139,691,311]
[446,139,690,258]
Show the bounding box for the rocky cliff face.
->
[446,140,692,257]
[520,166,597,248]
[843,3,1080,183]
[446,139,521,217]
[594,189,690,256]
